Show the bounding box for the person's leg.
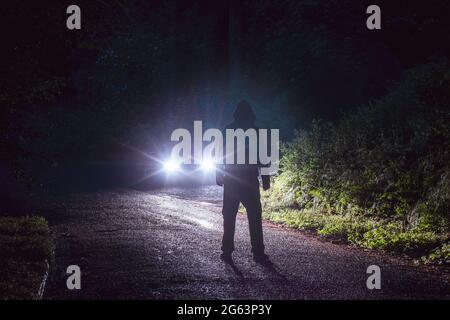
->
[221,184,240,256]
[241,181,265,257]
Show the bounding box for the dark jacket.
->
[217,120,270,186]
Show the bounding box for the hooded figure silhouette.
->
[216,100,270,264]
[233,100,256,125]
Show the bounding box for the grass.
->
[262,209,449,264]
[0,216,54,300]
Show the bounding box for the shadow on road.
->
[223,259,245,279]
[222,256,287,283]
[256,258,287,280]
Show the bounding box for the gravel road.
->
[39,186,450,299]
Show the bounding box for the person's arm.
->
[256,126,271,190]
[216,165,224,186]
[261,174,270,190]
[216,126,227,187]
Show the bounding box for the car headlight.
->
[163,160,180,173]
[200,159,215,172]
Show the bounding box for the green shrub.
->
[264,209,447,257]
[268,59,450,230]
[263,60,450,262]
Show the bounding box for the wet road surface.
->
[39,186,450,299]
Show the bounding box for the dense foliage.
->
[263,60,450,262]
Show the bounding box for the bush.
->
[0,216,54,299]
[266,59,450,230]
[263,209,447,256]
[263,60,450,261]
